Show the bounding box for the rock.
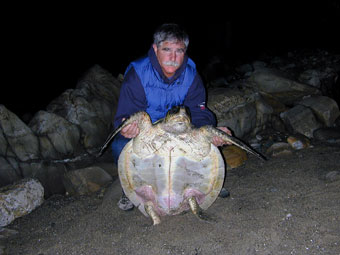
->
[248,68,321,105]
[298,69,322,88]
[63,166,113,196]
[46,90,110,151]
[222,145,248,169]
[287,135,310,150]
[313,127,340,141]
[207,87,257,138]
[2,157,67,198]
[0,227,19,238]
[254,97,273,134]
[325,171,340,182]
[218,188,230,198]
[296,95,340,127]
[298,67,339,100]
[76,64,121,106]
[0,227,18,254]
[235,63,253,74]
[46,65,121,152]
[21,162,66,197]
[0,227,19,254]
[93,162,118,178]
[266,142,293,157]
[0,156,20,187]
[335,116,340,127]
[0,178,44,227]
[29,110,83,159]
[79,117,109,150]
[0,105,40,161]
[260,93,288,114]
[252,61,267,70]
[271,115,286,133]
[220,103,257,138]
[280,105,322,138]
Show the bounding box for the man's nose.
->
[169,50,176,61]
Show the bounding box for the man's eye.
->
[162,48,171,52]
[176,49,185,54]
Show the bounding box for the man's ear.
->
[152,44,158,56]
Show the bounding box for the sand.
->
[6,142,340,255]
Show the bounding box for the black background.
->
[2,2,340,117]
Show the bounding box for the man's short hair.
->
[153,23,189,49]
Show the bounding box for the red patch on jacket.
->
[199,102,206,110]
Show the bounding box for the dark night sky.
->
[2,2,340,117]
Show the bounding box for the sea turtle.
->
[99,106,265,225]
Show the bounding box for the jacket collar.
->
[148,46,188,84]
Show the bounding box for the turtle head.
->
[162,106,191,134]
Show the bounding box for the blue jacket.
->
[114,47,216,128]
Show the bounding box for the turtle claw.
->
[196,211,217,223]
[188,196,216,223]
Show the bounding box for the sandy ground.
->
[5,142,340,255]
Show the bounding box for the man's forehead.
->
[160,40,186,49]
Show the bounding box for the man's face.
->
[153,40,186,78]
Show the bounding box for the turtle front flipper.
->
[145,203,161,225]
[200,126,267,161]
[97,111,152,157]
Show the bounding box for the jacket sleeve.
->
[113,68,147,127]
[183,74,217,127]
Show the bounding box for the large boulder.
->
[63,166,113,196]
[208,85,275,138]
[207,87,257,138]
[46,65,121,152]
[46,90,110,151]
[0,178,44,227]
[313,127,340,142]
[29,110,83,159]
[280,105,322,138]
[296,96,340,127]
[254,97,274,134]
[298,67,339,99]
[248,68,321,105]
[0,105,40,161]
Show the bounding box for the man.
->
[112,23,231,210]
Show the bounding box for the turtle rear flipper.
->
[145,203,161,225]
[188,196,217,223]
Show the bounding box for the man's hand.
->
[212,126,232,146]
[120,119,140,138]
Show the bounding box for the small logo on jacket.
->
[199,102,206,110]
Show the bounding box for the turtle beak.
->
[168,106,181,115]
[166,106,190,123]
[162,106,191,133]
